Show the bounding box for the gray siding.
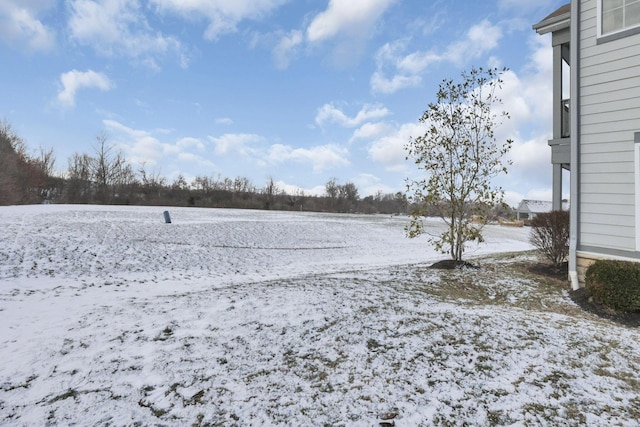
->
[579,0,640,252]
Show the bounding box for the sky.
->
[0,0,570,207]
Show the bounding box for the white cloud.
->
[507,135,552,175]
[351,122,392,142]
[150,0,288,41]
[368,122,426,173]
[273,29,303,69]
[370,71,422,95]
[487,70,536,142]
[266,0,395,69]
[306,0,396,43]
[445,20,502,65]
[271,180,326,197]
[365,31,555,200]
[177,152,216,169]
[353,173,397,197]
[67,0,183,68]
[57,69,114,109]
[207,132,349,173]
[519,36,553,124]
[0,1,56,51]
[397,50,442,74]
[215,117,234,125]
[315,103,390,128]
[491,38,553,174]
[209,133,264,156]
[177,137,205,151]
[371,20,504,94]
[267,143,349,172]
[369,40,426,94]
[103,119,166,167]
[503,190,525,209]
[103,120,215,172]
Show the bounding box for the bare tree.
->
[338,181,359,212]
[32,146,56,176]
[0,120,24,204]
[263,177,278,210]
[192,176,212,193]
[325,177,338,199]
[91,133,128,203]
[406,67,513,261]
[0,119,27,158]
[66,153,93,203]
[172,174,189,190]
[341,182,359,202]
[0,120,50,204]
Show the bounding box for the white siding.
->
[579,0,640,252]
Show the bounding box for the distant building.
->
[515,199,569,222]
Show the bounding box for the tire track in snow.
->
[90,212,117,275]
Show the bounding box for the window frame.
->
[597,0,640,43]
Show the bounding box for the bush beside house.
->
[585,260,640,313]
[529,210,570,268]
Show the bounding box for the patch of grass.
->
[390,252,592,320]
[593,367,640,387]
[366,338,381,351]
[1,374,37,391]
[48,388,78,404]
[154,325,176,341]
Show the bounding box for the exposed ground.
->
[1,206,640,426]
[520,261,640,329]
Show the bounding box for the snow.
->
[1,205,640,426]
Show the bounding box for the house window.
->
[601,0,640,36]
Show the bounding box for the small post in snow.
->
[163,210,172,224]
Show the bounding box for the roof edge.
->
[533,3,571,35]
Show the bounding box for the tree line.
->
[0,120,408,214]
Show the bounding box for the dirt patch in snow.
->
[525,261,568,282]
[429,259,479,270]
[569,288,640,328]
[520,260,640,328]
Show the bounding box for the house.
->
[534,1,640,289]
[515,199,569,221]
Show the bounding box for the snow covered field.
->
[1,205,640,426]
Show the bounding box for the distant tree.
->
[172,174,189,190]
[338,181,359,212]
[192,176,211,193]
[394,191,407,213]
[65,152,92,202]
[0,119,26,157]
[405,67,513,261]
[233,176,252,193]
[31,146,56,177]
[138,162,166,202]
[325,177,338,197]
[341,182,359,202]
[288,188,305,210]
[91,133,128,203]
[263,177,278,210]
[220,177,233,192]
[0,120,50,205]
[0,120,25,205]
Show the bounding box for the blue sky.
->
[0,0,569,207]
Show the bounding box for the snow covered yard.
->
[1,205,640,426]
